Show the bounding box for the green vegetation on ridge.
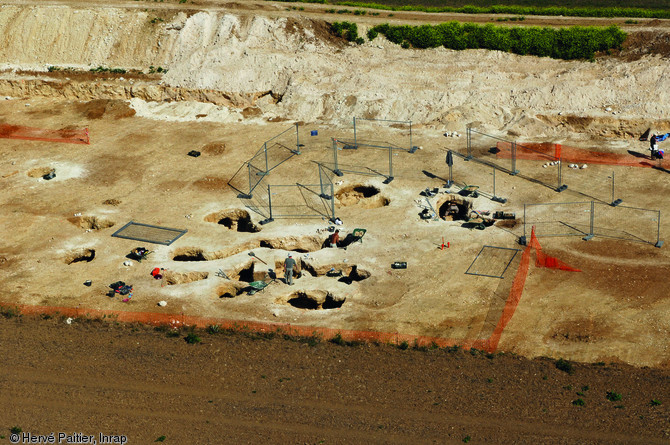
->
[334,20,626,60]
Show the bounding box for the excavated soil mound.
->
[163,271,209,285]
[201,141,226,156]
[260,236,323,253]
[335,184,389,208]
[63,248,95,264]
[204,209,260,232]
[76,99,136,120]
[27,166,54,178]
[193,176,228,191]
[67,215,115,231]
[102,198,121,206]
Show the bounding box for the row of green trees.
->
[365,22,626,60]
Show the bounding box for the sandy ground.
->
[0,0,669,372]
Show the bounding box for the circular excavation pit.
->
[172,248,208,262]
[335,184,389,208]
[286,290,345,310]
[204,209,260,233]
[437,195,473,221]
[63,248,95,264]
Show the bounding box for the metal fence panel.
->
[353,117,413,151]
[241,175,271,219]
[514,142,565,191]
[562,164,623,205]
[524,202,593,238]
[593,203,661,245]
[267,184,333,219]
[466,128,517,174]
[329,138,394,180]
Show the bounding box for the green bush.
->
[606,391,622,402]
[331,21,362,43]
[362,21,625,60]
[572,398,585,406]
[651,399,662,406]
[184,332,201,344]
[555,358,575,374]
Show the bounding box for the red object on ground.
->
[496,141,669,168]
[0,123,89,144]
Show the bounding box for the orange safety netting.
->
[1,229,578,353]
[5,303,461,349]
[0,124,89,144]
[483,227,580,352]
[529,229,581,271]
[496,141,670,169]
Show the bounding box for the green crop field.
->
[275,0,670,19]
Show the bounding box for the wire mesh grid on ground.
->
[465,245,521,279]
[111,221,187,246]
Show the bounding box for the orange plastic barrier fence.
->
[0,124,89,144]
[484,227,580,352]
[7,303,461,349]
[484,237,532,352]
[529,229,581,272]
[496,141,670,169]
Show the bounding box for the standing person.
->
[330,229,340,248]
[650,134,660,159]
[284,254,296,285]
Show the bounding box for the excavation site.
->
[2,0,670,441]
